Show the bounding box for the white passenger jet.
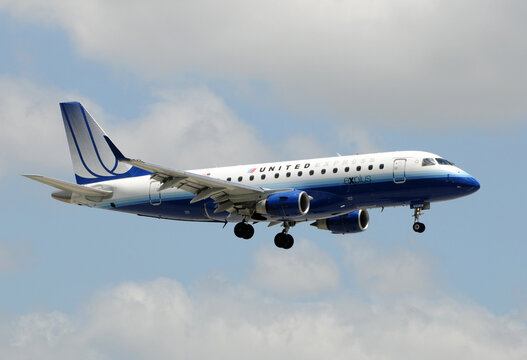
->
[25,102,480,249]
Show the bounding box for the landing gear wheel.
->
[274,232,294,249]
[274,232,286,248]
[242,224,254,239]
[283,234,294,249]
[234,222,255,239]
[234,222,245,238]
[413,222,426,233]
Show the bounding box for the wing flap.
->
[189,188,224,204]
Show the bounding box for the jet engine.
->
[311,209,369,234]
[256,190,310,218]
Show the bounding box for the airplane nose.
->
[452,175,480,194]
[471,177,480,191]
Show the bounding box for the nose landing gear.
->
[412,220,426,233]
[412,203,429,233]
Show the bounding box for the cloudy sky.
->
[1,0,526,358]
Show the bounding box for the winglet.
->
[104,135,128,161]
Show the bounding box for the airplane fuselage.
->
[79,150,479,223]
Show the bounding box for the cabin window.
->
[368,165,373,170]
[333,168,338,173]
[249,175,254,181]
[321,169,326,174]
[286,172,291,177]
[274,173,279,178]
[238,176,243,182]
[298,171,303,176]
[379,164,384,169]
[261,174,266,180]
[309,170,314,176]
[344,166,350,172]
[356,166,361,171]
[436,158,454,165]
[227,177,232,181]
[422,158,436,166]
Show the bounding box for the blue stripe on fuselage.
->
[100,174,478,222]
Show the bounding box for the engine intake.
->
[256,190,310,218]
[311,209,369,234]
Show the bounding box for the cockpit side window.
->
[422,158,436,166]
[436,158,454,165]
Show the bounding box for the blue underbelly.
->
[109,176,469,222]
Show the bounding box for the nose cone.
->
[453,175,480,195]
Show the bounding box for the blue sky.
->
[1,1,526,358]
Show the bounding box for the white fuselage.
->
[74,150,478,223]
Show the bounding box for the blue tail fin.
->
[60,102,150,184]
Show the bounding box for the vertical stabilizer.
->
[60,102,150,184]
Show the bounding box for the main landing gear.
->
[234,221,296,249]
[274,222,295,249]
[234,222,254,239]
[412,203,429,233]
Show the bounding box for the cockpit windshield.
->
[421,158,436,166]
[436,158,455,166]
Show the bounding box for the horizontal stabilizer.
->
[23,174,112,198]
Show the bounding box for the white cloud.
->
[342,238,438,297]
[2,0,526,126]
[0,242,526,359]
[109,88,273,169]
[250,238,340,297]
[10,312,74,348]
[0,75,361,181]
[1,275,526,360]
[0,77,275,179]
[0,76,72,176]
[335,126,383,155]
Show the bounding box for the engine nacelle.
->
[311,209,369,234]
[256,190,310,218]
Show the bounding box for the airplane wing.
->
[105,136,285,215]
[123,157,271,213]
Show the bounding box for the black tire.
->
[242,224,255,240]
[413,222,426,233]
[234,222,245,238]
[282,234,294,249]
[274,232,286,248]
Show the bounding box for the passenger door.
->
[393,159,407,184]
[149,180,162,205]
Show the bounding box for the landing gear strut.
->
[274,222,295,249]
[412,204,429,233]
[234,222,254,239]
